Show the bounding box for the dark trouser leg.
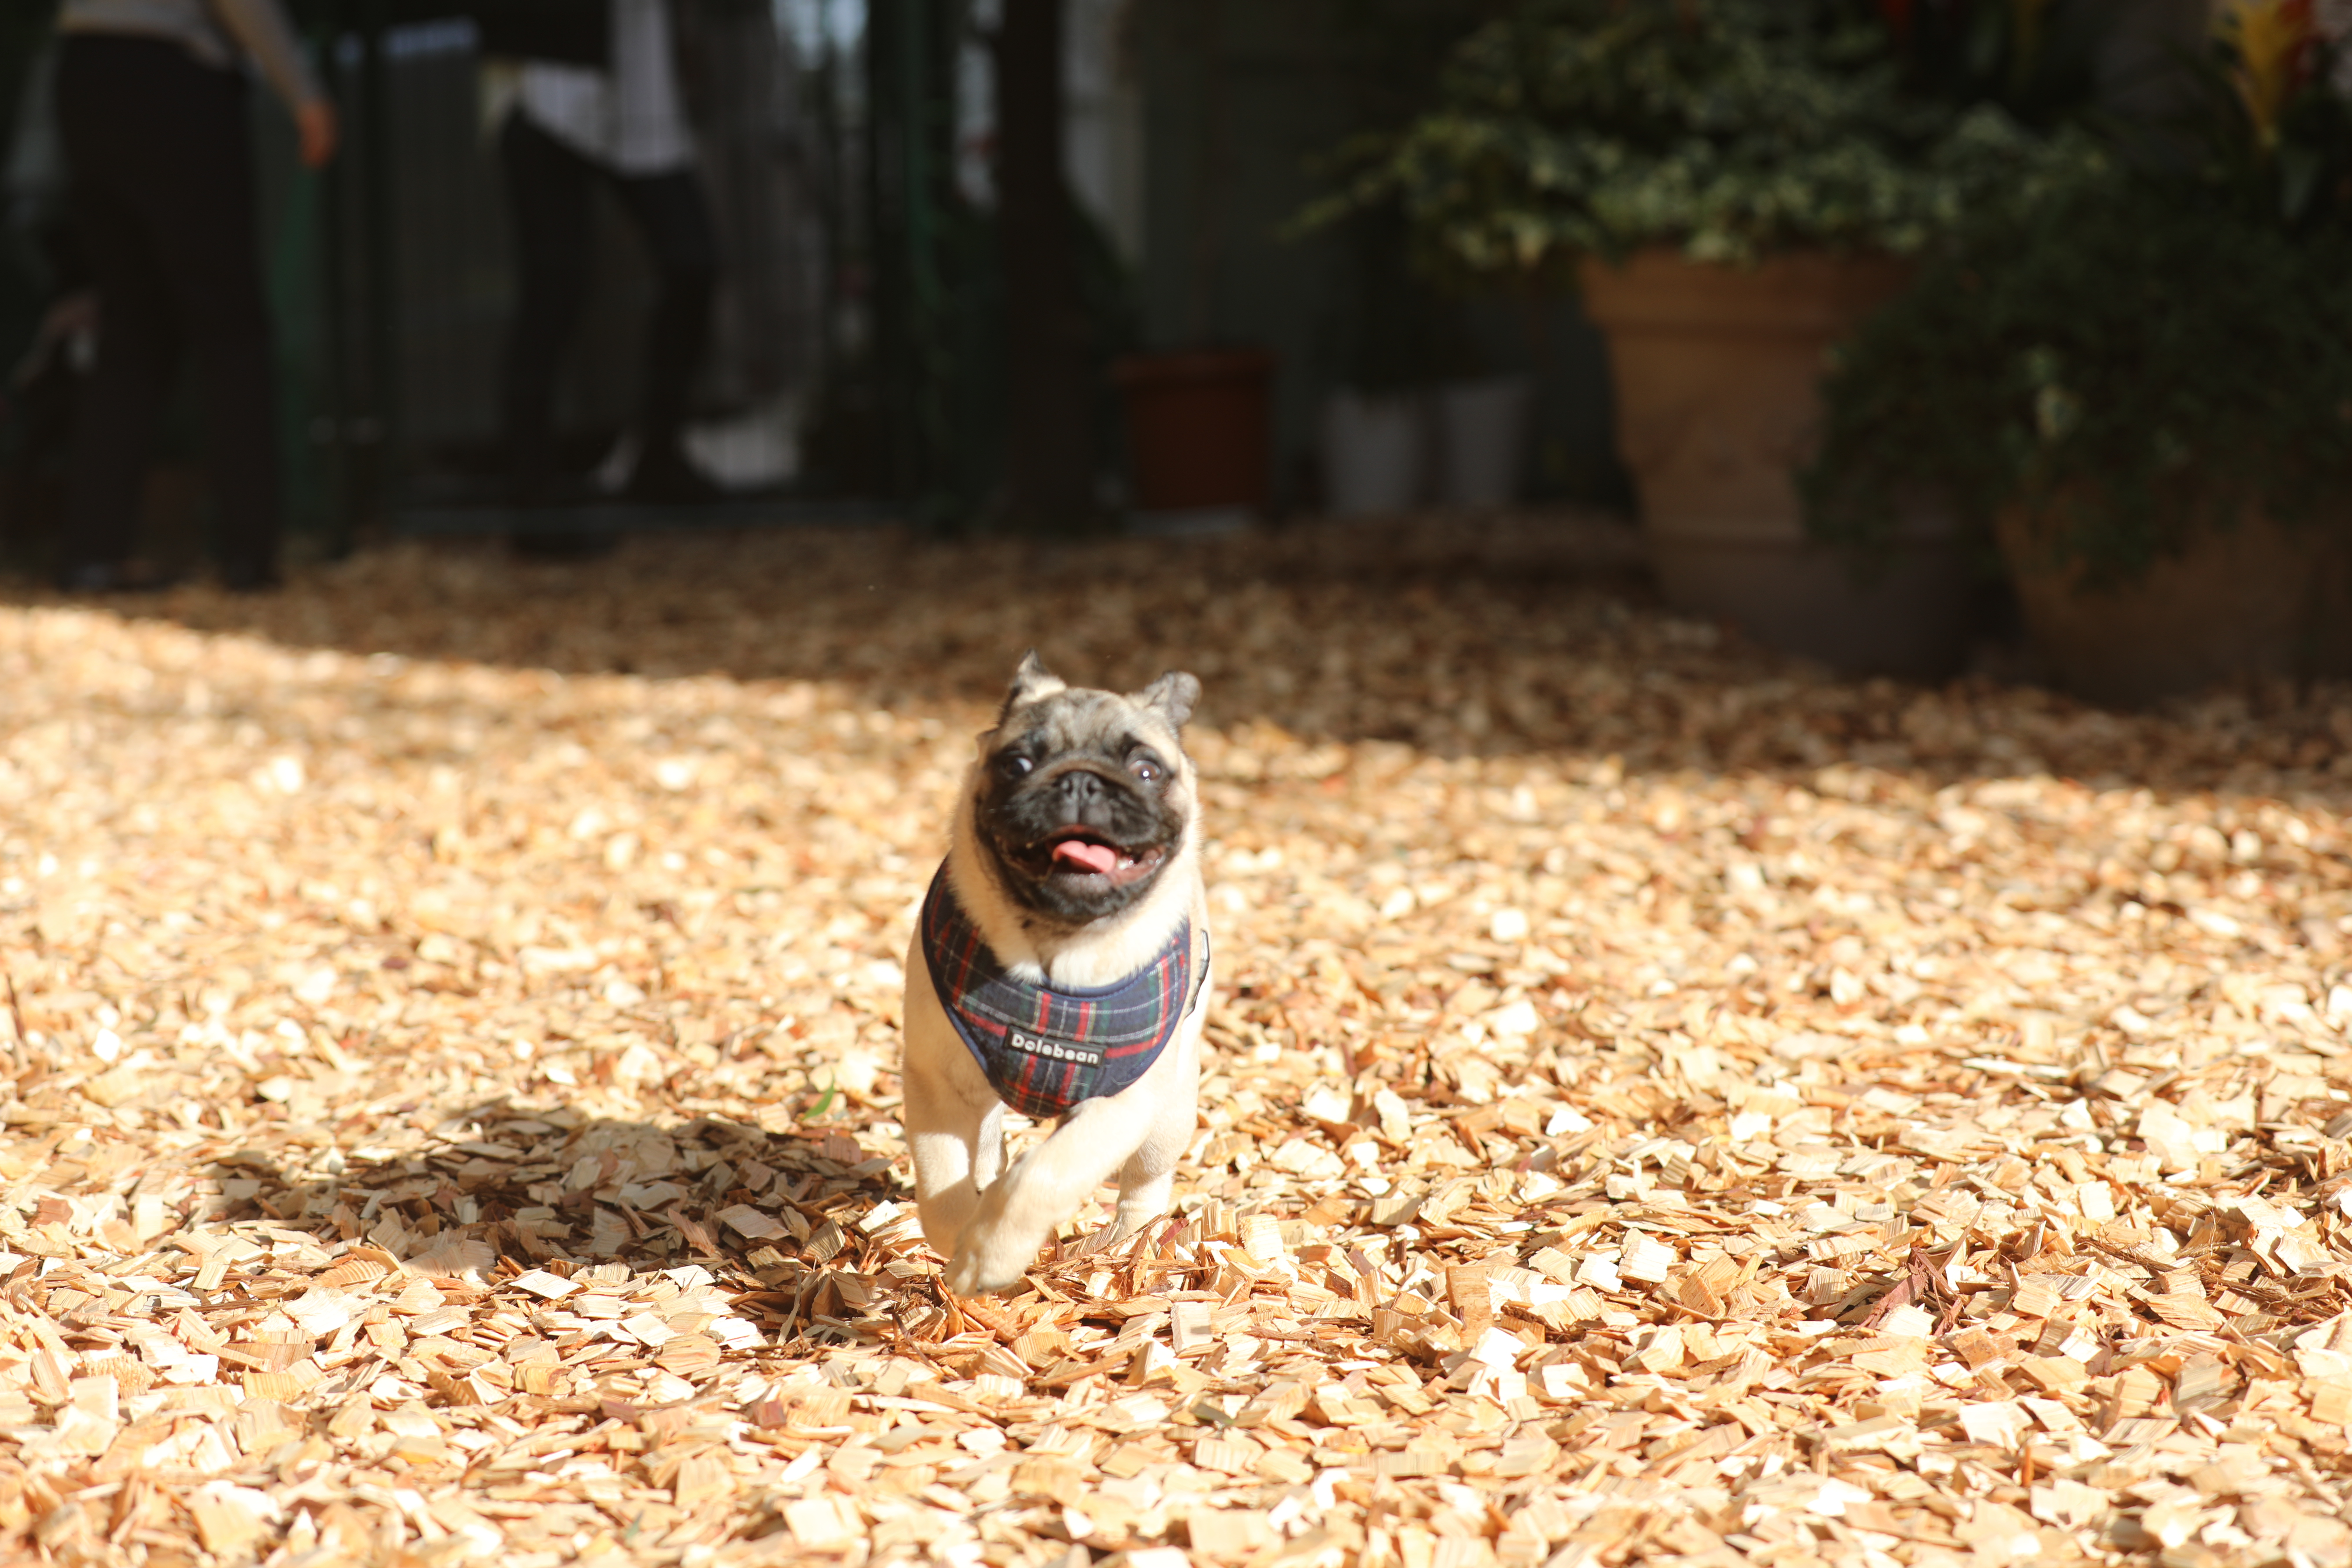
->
[56,38,279,573]
[57,160,177,572]
[610,168,718,458]
[157,76,280,576]
[498,113,597,496]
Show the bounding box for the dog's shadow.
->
[194,1098,929,1354]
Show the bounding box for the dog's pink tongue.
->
[1052,840,1120,875]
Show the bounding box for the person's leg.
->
[138,63,281,584]
[609,167,719,498]
[54,39,182,583]
[498,113,598,501]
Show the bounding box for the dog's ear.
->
[1130,671,1200,733]
[999,650,1066,721]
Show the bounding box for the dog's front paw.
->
[942,1232,1036,1297]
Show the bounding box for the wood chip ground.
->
[3,515,2352,1567]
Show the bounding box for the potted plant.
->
[1806,1,2352,706]
[1307,0,2098,677]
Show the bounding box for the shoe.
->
[54,559,178,594]
[622,446,728,506]
[219,560,283,594]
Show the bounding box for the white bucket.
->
[1433,375,1531,508]
[1320,389,1427,517]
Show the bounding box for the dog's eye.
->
[999,755,1034,780]
[1129,756,1162,783]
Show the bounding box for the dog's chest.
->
[919,870,1206,1119]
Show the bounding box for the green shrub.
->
[1806,8,2352,586]
[1302,0,2087,273]
[1804,167,2352,586]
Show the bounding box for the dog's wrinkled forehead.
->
[986,655,1199,763]
[997,688,1182,762]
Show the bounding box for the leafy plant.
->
[1876,0,2110,129]
[1301,0,2098,274]
[2186,0,2352,225]
[1804,165,2352,586]
[1806,5,2352,586]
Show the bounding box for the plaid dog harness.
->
[919,865,1206,1120]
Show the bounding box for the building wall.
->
[1129,0,1623,514]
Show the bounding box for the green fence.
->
[0,1,1027,562]
[313,0,964,542]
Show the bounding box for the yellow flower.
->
[2221,0,2319,149]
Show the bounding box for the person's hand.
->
[297,100,339,169]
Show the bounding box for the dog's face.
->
[971,653,1200,926]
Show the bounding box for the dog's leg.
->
[1107,1106,1190,1243]
[1106,1029,1200,1243]
[905,1071,1001,1261]
[902,931,1011,1262]
[970,1101,1008,1189]
[944,1087,1160,1295]
[901,986,1006,1261]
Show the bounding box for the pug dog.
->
[901,652,1210,1295]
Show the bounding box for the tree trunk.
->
[996,0,1095,528]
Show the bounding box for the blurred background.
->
[0,0,2347,707]
[0,0,1634,544]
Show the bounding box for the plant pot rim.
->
[1577,244,1912,271]
[1577,248,1916,332]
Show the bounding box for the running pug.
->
[901,652,1210,1295]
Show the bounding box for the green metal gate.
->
[0,1,983,566]
[302,0,972,546]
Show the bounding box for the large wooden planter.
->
[1579,250,1971,679]
[1996,507,2352,707]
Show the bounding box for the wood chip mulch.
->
[3,514,2352,1568]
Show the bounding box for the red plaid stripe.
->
[919,865,1203,1120]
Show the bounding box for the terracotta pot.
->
[1579,249,1971,679]
[1995,506,2352,707]
[1112,349,1274,515]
